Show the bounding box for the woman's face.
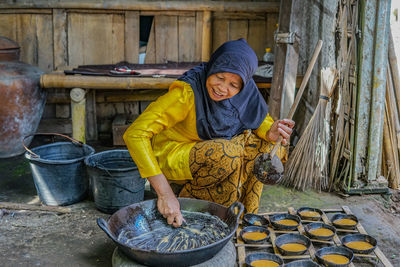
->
[206,72,243,101]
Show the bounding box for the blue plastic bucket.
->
[25,141,95,206]
[84,149,145,214]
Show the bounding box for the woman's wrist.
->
[148,173,175,197]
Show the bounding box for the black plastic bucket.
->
[84,149,145,214]
[24,135,95,206]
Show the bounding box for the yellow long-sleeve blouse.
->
[123,80,274,182]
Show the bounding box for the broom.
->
[281,67,338,191]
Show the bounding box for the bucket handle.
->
[227,202,244,225]
[95,162,145,194]
[23,132,83,158]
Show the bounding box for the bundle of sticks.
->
[382,32,400,189]
[282,67,338,191]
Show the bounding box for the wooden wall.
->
[0,7,279,138]
[0,8,278,67]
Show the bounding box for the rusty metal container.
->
[0,36,46,158]
[0,36,20,61]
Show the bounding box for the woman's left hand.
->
[265,119,295,145]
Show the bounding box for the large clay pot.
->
[0,36,46,158]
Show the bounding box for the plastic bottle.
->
[263,48,274,63]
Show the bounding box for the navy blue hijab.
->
[178,38,268,140]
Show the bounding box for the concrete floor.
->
[1,146,399,267]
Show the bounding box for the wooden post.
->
[201,10,212,61]
[70,88,86,143]
[86,90,98,141]
[268,0,301,120]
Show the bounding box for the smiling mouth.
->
[212,88,225,98]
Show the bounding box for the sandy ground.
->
[1,149,399,267]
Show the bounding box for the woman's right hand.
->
[157,191,184,227]
[147,173,184,227]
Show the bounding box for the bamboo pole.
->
[353,0,376,181]
[70,88,86,143]
[385,69,400,189]
[0,1,279,12]
[389,31,400,114]
[383,111,397,188]
[387,68,400,151]
[366,0,391,181]
[41,74,304,90]
[41,75,176,89]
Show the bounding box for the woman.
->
[124,39,294,227]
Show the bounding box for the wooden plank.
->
[83,14,112,65]
[37,118,72,134]
[55,104,70,118]
[320,208,344,213]
[281,255,310,260]
[335,228,359,233]
[65,9,124,14]
[16,14,37,65]
[268,225,281,255]
[212,19,229,52]
[140,11,195,17]
[235,226,246,266]
[195,11,203,61]
[0,14,17,43]
[67,13,84,67]
[96,102,139,124]
[86,90,98,141]
[201,10,212,61]
[155,15,178,63]
[125,11,140,63]
[53,9,68,70]
[144,17,156,63]
[178,15,195,62]
[229,20,248,41]
[68,13,125,66]
[235,243,272,248]
[259,211,290,216]
[265,12,278,53]
[268,0,301,120]
[97,91,166,102]
[0,1,280,12]
[342,206,394,267]
[213,12,266,20]
[36,14,53,72]
[0,201,71,214]
[248,19,267,60]
[0,9,52,14]
[111,14,125,64]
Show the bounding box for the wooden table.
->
[40,73,302,143]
